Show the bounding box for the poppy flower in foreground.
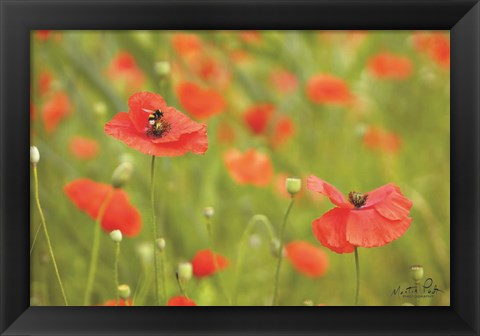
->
[69,136,100,160]
[104,91,208,156]
[64,179,142,237]
[363,125,402,154]
[306,74,353,106]
[176,82,226,120]
[41,91,72,133]
[99,299,133,306]
[224,148,273,186]
[367,52,413,80]
[286,241,329,278]
[167,296,197,306]
[191,249,229,278]
[307,176,413,253]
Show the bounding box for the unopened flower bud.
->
[203,206,215,219]
[118,284,131,299]
[110,230,123,243]
[303,299,314,306]
[155,61,171,78]
[286,177,301,196]
[30,146,40,164]
[111,162,133,188]
[249,234,262,248]
[270,238,281,258]
[410,265,424,282]
[178,262,193,283]
[156,238,166,251]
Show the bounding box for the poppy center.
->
[145,109,171,138]
[348,191,368,208]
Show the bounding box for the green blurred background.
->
[30,30,450,306]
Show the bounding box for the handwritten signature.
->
[392,278,443,298]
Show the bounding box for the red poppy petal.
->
[286,241,329,277]
[192,249,229,277]
[307,176,347,207]
[64,179,111,219]
[364,184,413,220]
[167,296,197,306]
[346,208,412,247]
[101,189,142,237]
[128,92,168,133]
[312,207,354,254]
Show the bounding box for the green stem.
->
[150,155,161,305]
[30,222,42,255]
[354,246,360,306]
[83,189,114,306]
[33,164,68,306]
[114,242,120,305]
[272,197,294,306]
[233,214,276,305]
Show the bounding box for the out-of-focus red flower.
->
[167,296,197,306]
[270,116,295,148]
[285,241,329,278]
[106,51,145,93]
[306,74,353,105]
[413,32,450,69]
[270,70,299,94]
[64,179,142,237]
[35,30,52,41]
[105,91,208,157]
[230,50,252,63]
[243,104,275,135]
[367,52,413,79]
[363,125,402,154]
[217,121,236,145]
[172,33,203,57]
[186,55,232,89]
[38,71,53,96]
[69,136,100,160]
[41,91,72,133]
[191,249,229,278]
[99,299,133,306]
[176,82,226,120]
[240,31,262,44]
[307,176,413,253]
[224,148,273,187]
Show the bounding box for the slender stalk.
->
[30,222,42,255]
[272,197,295,306]
[150,155,161,305]
[33,164,68,306]
[159,250,167,301]
[354,246,360,306]
[114,242,120,305]
[233,214,276,305]
[83,189,114,306]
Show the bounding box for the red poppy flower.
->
[224,148,273,187]
[363,126,402,154]
[240,31,262,44]
[35,30,52,41]
[64,179,142,237]
[99,299,133,306]
[176,82,226,120]
[270,116,295,148]
[191,249,229,278]
[69,136,100,160]
[184,54,232,89]
[104,91,208,157]
[270,70,299,94]
[307,176,413,253]
[243,104,275,135]
[285,241,329,278]
[38,71,53,96]
[41,91,72,133]
[167,296,197,306]
[367,52,413,79]
[306,74,353,105]
[172,33,203,57]
[106,51,145,93]
[413,32,450,69]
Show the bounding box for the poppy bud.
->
[118,284,131,299]
[270,238,281,258]
[93,101,107,117]
[303,299,314,306]
[111,162,133,188]
[155,61,171,78]
[286,177,301,196]
[30,146,40,164]
[178,262,193,283]
[249,234,262,248]
[119,153,134,164]
[203,206,215,219]
[410,265,424,282]
[156,238,166,251]
[110,229,123,243]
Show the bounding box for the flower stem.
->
[83,189,114,306]
[32,164,68,306]
[233,214,276,305]
[150,155,162,305]
[30,222,42,255]
[114,242,120,305]
[272,197,294,306]
[354,246,360,306]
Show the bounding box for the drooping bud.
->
[410,265,424,282]
[270,238,281,258]
[203,206,215,219]
[111,162,133,188]
[118,284,131,299]
[286,177,301,196]
[110,230,123,243]
[249,234,262,248]
[178,262,193,283]
[156,238,166,251]
[154,61,171,78]
[30,146,40,164]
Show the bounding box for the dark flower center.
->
[145,109,171,138]
[348,191,368,208]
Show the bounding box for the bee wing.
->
[142,108,154,113]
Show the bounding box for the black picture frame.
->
[1,0,479,335]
